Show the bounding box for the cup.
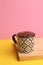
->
[12,31,35,53]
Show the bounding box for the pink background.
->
[0,0,43,39]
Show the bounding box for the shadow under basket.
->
[14,38,43,61]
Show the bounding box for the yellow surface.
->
[0,40,43,65]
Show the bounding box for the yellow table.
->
[0,40,43,65]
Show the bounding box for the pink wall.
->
[0,0,43,39]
